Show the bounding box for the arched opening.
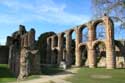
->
[79,45,88,66]
[71,31,76,65]
[45,38,52,64]
[62,33,66,61]
[79,25,88,43]
[52,49,58,64]
[64,29,76,66]
[94,20,106,40]
[93,41,106,67]
[53,36,58,47]
[115,40,125,68]
[62,29,76,66]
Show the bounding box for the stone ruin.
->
[0,15,124,80]
[6,25,40,79]
[46,15,125,69]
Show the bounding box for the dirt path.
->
[10,68,79,83]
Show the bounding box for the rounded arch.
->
[63,29,76,65]
[92,19,106,40]
[114,40,122,56]
[78,24,89,43]
[64,29,75,36]
[59,32,65,38]
[114,40,125,68]
[92,19,104,28]
[78,24,88,32]
[93,40,106,67]
[92,40,106,49]
[69,29,76,65]
[51,35,58,47]
[79,44,88,66]
[47,37,52,45]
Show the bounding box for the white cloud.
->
[0,0,90,25]
[0,0,92,45]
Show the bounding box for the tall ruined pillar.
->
[75,27,82,67]
[88,23,96,68]
[23,34,28,48]
[18,47,30,79]
[28,29,35,47]
[21,37,24,48]
[65,31,72,66]
[57,33,64,64]
[103,16,116,69]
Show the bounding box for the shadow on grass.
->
[0,64,15,78]
[0,64,16,83]
[41,65,64,75]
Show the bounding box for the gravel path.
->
[10,68,79,83]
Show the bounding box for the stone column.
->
[57,33,64,64]
[103,16,116,69]
[75,27,82,67]
[18,47,30,80]
[88,48,96,68]
[65,31,72,66]
[88,23,96,68]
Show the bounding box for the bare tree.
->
[91,0,125,40]
[92,0,125,28]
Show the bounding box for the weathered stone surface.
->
[7,25,40,80]
[18,47,30,79]
[97,57,106,67]
[116,56,125,68]
[46,15,116,69]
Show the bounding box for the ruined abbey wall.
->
[46,15,117,69]
[6,25,40,79]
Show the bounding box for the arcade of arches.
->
[46,16,116,69]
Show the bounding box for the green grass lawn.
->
[0,64,64,83]
[67,68,125,83]
[0,64,16,83]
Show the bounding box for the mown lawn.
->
[0,64,16,83]
[68,68,125,83]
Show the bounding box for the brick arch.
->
[64,28,75,36]
[78,24,89,42]
[78,44,88,57]
[51,35,58,47]
[46,16,116,69]
[78,43,89,66]
[92,19,104,28]
[78,24,88,32]
[78,43,88,50]
[92,40,106,67]
[47,37,52,45]
[92,40,106,49]
[59,32,65,38]
[92,19,106,40]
